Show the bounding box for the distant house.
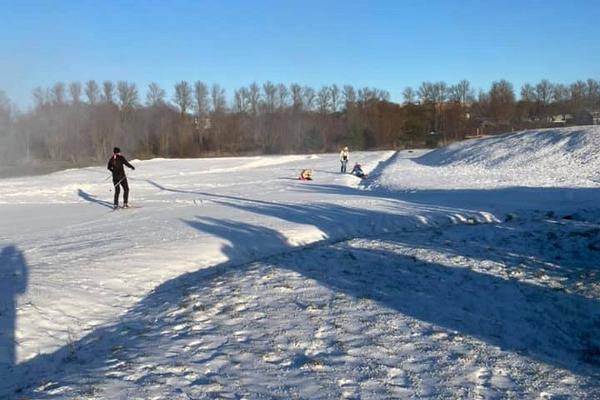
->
[592,111,600,125]
[549,114,573,126]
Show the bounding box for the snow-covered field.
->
[1,127,599,399]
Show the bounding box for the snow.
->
[376,126,600,190]
[1,128,599,398]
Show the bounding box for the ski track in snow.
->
[1,128,599,399]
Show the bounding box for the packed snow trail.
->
[1,127,600,398]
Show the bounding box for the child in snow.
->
[340,146,349,173]
[107,147,135,209]
[351,163,368,179]
[299,169,313,181]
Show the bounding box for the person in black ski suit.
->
[107,147,135,209]
[351,162,367,179]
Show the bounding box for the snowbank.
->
[374,126,600,190]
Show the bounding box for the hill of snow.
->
[375,126,600,190]
[1,128,599,398]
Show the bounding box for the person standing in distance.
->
[107,147,135,209]
[339,146,349,173]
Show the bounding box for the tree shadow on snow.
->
[5,206,600,397]
[293,182,600,215]
[144,177,600,314]
[6,177,600,396]
[148,177,599,305]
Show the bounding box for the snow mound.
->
[420,126,600,172]
[372,126,600,190]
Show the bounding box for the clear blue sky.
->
[1,0,599,109]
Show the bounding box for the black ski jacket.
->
[107,153,134,179]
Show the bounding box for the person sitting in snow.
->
[107,147,135,209]
[299,169,313,181]
[351,163,368,179]
[339,146,349,173]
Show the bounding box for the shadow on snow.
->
[77,189,114,209]
[0,246,28,389]
[4,181,600,396]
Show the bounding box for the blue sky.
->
[1,0,599,109]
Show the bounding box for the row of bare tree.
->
[0,78,598,168]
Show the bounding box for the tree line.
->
[0,78,599,168]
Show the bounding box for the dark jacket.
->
[107,153,134,179]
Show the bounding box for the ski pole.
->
[110,176,127,192]
[114,176,127,187]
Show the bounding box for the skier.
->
[107,147,135,209]
[339,146,349,173]
[351,162,368,179]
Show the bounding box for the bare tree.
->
[317,86,331,114]
[194,81,210,117]
[117,81,139,110]
[342,85,356,107]
[102,81,115,103]
[489,80,516,124]
[248,82,261,115]
[0,91,11,158]
[586,79,599,96]
[51,82,66,105]
[377,89,391,102]
[432,82,448,104]
[357,87,371,104]
[233,88,248,113]
[290,83,303,111]
[551,84,570,103]
[418,82,436,103]
[402,87,416,104]
[276,83,290,110]
[358,87,385,104]
[570,80,587,102]
[520,83,536,102]
[173,81,193,115]
[0,91,10,115]
[586,79,600,107]
[146,82,166,107]
[329,84,340,112]
[302,86,316,111]
[0,90,11,129]
[449,80,474,104]
[262,81,277,113]
[85,80,100,105]
[69,82,82,104]
[32,87,47,109]
[535,80,553,106]
[211,84,226,114]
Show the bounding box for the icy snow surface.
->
[1,127,599,399]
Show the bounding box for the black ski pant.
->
[113,176,129,206]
